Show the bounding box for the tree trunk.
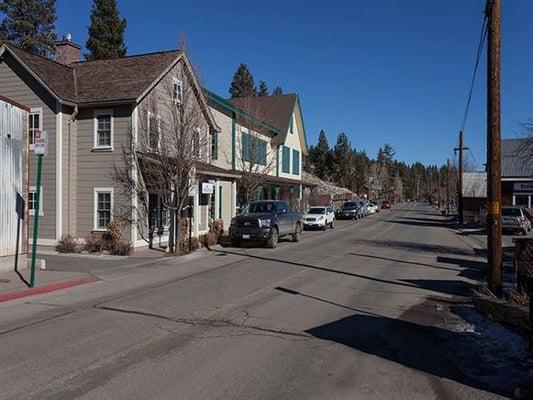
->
[168,207,175,253]
[175,192,181,255]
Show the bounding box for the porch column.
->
[214,179,220,219]
[231,180,237,217]
[193,183,199,237]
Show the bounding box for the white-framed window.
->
[172,78,183,104]
[28,186,43,216]
[93,109,113,150]
[147,111,161,151]
[93,188,113,231]
[29,107,43,150]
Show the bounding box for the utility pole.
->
[454,131,468,224]
[486,0,502,294]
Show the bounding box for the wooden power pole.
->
[486,0,502,294]
[454,131,468,224]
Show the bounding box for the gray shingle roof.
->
[230,94,297,145]
[5,45,181,104]
[501,138,533,178]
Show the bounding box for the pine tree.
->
[272,86,283,95]
[332,132,356,190]
[229,63,256,98]
[257,81,269,96]
[0,0,57,57]
[85,0,127,61]
[308,130,332,179]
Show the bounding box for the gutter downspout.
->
[67,106,78,235]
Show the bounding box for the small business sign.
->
[513,182,533,193]
[34,130,48,156]
[202,182,214,195]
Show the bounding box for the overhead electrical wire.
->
[459,9,489,134]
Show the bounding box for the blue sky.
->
[56,0,533,167]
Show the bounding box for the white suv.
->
[304,206,335,230]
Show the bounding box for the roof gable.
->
[2,44,77,103]
[73,50,181,104]
[1,45,187,106]
[230,94,297,143]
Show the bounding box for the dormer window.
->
[173,78,183,104]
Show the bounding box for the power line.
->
[460,9,488,133]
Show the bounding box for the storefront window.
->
[514,194,531,208]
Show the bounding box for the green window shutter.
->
[242,132,249,162]
[292,149,300,175]
[259,139,267,165]
[282,146,290,173]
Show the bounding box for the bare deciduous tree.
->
[114,52,209,253]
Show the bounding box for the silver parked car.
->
[501,206,532,235]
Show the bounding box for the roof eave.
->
[0,44,77,107]
[205,89,280,136]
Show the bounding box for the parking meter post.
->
[29,154,43,288]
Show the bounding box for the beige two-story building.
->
[0,39,222,248]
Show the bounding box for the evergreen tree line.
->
[1,0,126,61]
[305,130,457,203]
[229,62,283,98]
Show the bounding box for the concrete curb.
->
[0,275,99,304]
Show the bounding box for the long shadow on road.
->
[305,310,510,398]
[215,249,476,298]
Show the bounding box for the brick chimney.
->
[55,34,81,65]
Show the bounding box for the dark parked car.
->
[335,201,363,220]
[229,201,304,248]
[381,200,392,209]
[501,206,532,235]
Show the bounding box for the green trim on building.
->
[292,149,300,175]
[282,146,290,173]
[204,89,280,135]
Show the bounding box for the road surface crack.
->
[94,304,311,339]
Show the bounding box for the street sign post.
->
[30,130,47,287]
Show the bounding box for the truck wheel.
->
[292,223,302,242]
[230,237,241,247]
[267,228,279,248]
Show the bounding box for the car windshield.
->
[308,207,325,214]
[502,208,522,217]
[343,202,356,208]
[242,202,279,214]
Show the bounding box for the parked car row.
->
[228,198,389,249]
[335,200,381,220]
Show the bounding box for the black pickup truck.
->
[229,201,304,248]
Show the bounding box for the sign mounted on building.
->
[202,182,214,195]
[513,182,533,193]
[34,130,48,156]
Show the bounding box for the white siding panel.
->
[0,100,26,256]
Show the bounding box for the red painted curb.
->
[0,275,99,304]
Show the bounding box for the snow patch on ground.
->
[436,304,533,396]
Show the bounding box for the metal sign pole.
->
[29,154,43,287]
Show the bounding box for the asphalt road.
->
[0,203,504,399]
